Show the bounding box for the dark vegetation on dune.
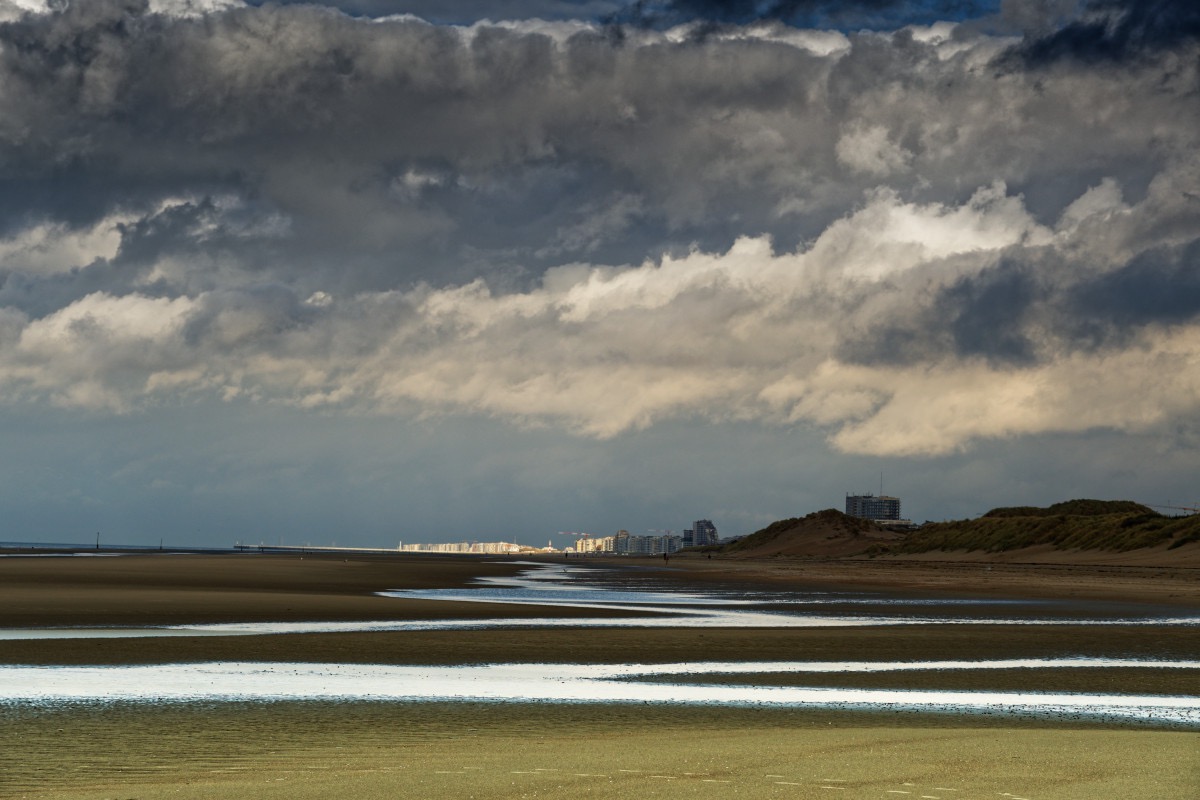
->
[694,509,902,559]
[892,500,1200,555]
[981,499,1153,518]
[710,501,1200,558]
[724,509,884,553]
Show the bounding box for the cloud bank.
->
[0,0,1197,457]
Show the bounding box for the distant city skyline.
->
[1,1,1197,548]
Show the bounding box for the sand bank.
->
[0,552,549,626]
[5,703,1198,800]
[617,552,1200,607]
[3,552,1197,799]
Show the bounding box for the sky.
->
[0,0,1197,548]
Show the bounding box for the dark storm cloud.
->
[613,0,995,29]
[0,195,289,316]
[840,261,1041,368]
[0,1,847,292]
[180,284,319,351]
[241,0,997,27]
[0,0,1197,458]
[1066,237,1200,344]
[840,229,1200,371]
[1,0,1190,295]
[1007,0,1200,64]
[244,0,624,24]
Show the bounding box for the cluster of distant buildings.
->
[397,540,544,554]
[397,519,720,556]
[567,520,718,555]
[397,492,911,556]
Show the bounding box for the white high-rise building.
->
[692,519,718,546]
[845,493,902,521]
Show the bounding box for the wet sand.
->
[5,623,1200,671]
[3,551,1197,798]
[3,551,1196,675]
[3,550,1195,627]
[631,552,1200,607]
[0,552,546,626]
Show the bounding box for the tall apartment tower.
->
[845,493,901,521]
[692,519,719,546]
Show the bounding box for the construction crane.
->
[647,529,674,536]
[557,531,597,555]
[557,531,594,539]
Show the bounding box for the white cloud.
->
[0,6,1195,473]
[697,22,851,56]
[803,182,1053,281]
[15,293,194,362]
[0,218,126,275]
[827,325,1200,456]
[390,168,450,201]
[8,293,197,411]
[0,0,49,22]
[835,123,913,177]
[148,0,245,18]
[0,180,1189,459]
[1057,177,1128,231]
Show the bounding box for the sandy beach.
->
[642,550,1200,606]
[4,548,1195,627]
[7,702,1198,800]
[2,550,1197,799]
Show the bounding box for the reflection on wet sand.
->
[3,563,1197,640]
[3,565,1198,726]
[3,558,1198,800]
[3,659,1199,726]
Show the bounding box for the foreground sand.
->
[6,704,1198,800]
[2,551,1197,799]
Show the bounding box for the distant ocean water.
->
[0,540,238,553]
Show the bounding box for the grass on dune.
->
[884,500,1200,555]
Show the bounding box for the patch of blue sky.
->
[241,0,1005,31]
